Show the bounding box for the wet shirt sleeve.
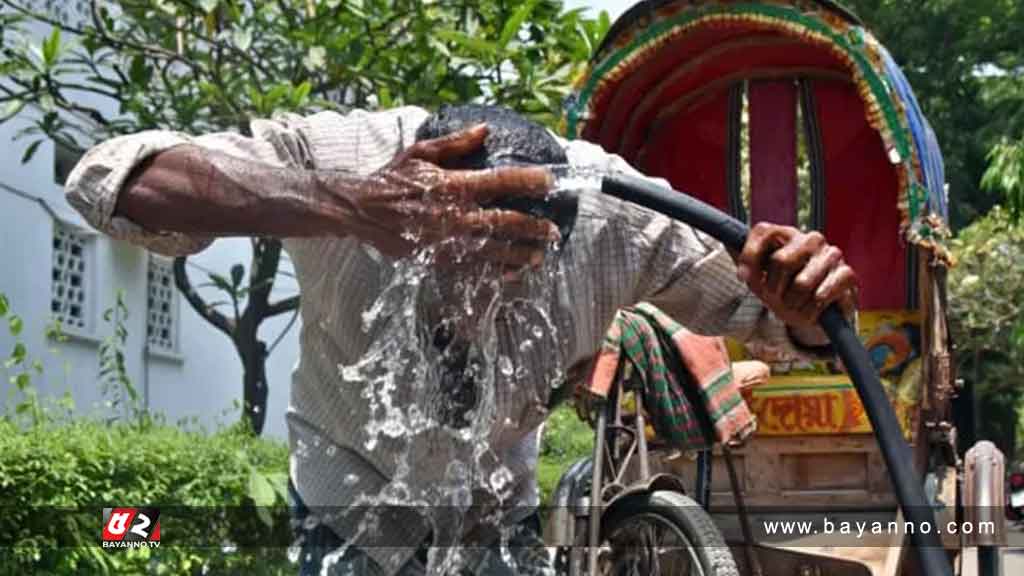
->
[559,137,837,360]
[63,114,315,257]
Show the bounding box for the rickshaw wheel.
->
[599,490,738,576]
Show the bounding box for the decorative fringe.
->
[564,1,948,254]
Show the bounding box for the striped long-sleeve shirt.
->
[65,106,824,574]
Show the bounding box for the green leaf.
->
[41,28,60,68]
[247,470,278,528]
[303,46,327,71]
[435,29,497,57]
[232,28,253,53]
[9,315,24,336]
[377,85,393,109]
[499,0,538,50]
[207,273,233,294]
[291,81,312,107]
[230,264,245,289]
[198,0,219,14]
[10,342,27,365]
[21,140,42,164]
[129,56,148,85]
[0,293,7,317]
[1,99,25,122]
[12,372,30,391]
[265,84,290,108]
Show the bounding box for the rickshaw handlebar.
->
[601,173,954,576]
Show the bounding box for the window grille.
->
[51,223,91,331]
[147,257,178,353]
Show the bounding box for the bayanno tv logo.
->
[101,507,161,549]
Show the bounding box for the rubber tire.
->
[599,490,739,576]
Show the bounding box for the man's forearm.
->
[115,144,366,239]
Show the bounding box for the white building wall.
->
[0,101,298,440]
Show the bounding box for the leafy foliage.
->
[3,292,71,426]
[948,206,1024,455]
[0,0,607,433]
[0,418,292,575]
[1,292,292,574]
[0,0,608,149]
[949,206,1024,377]
[538,405,592,503]
[97,289,141,421]
[844,0,1024,229]
[982,137,1024,223]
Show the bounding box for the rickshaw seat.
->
[732,360,771,392]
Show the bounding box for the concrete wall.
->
[0,101,298,440]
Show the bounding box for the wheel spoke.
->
[602,512,707,576]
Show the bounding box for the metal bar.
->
[696,449,713,510]
[588,404,607,576]
[724,445,762,576]
[635,396,651,480]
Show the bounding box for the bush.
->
[538,406,593,504]
[0,419,292,575]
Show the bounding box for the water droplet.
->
[303,515,320,531]
[343,474,359,487]
[498,356,514,377]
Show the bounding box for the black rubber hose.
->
[601,173,953,576]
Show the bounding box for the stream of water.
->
[300,166,607,575]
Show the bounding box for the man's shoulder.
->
[268,106,430,169]
[269,106,430,134]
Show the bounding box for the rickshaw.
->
[546,1,1009,574]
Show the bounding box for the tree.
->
[948,206,1024,457]
[982,137,1024,224]
[0,0,608,434]
[844,0,1024,230]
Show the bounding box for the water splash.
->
[324,168,611,573]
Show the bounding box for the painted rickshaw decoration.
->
[550,1,1008,575]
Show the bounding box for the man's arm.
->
[67,115,558,263]
[642,226,844,356]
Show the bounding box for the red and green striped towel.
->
[583,302,756,449]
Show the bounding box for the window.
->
[51,223,92,332]
[147,256,179,354]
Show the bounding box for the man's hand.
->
[735,223,858,331]
[330,123,559,269]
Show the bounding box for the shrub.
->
[538,405,593,504]
[0,419,292,575]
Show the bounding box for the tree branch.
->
[267,308,300,355]
[173,256,235,338]
[242,238,282,322]
[266,295,300,317]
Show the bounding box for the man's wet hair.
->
[416,104,577,243]
[415,104,567,169]
[417,105,577,420]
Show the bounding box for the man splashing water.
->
[65,102,856,575]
